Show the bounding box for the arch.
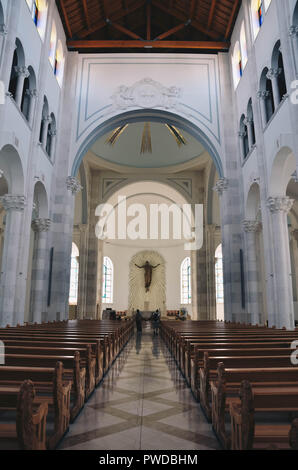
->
[245,182,261,219]
[8,38,25,100]
[71,110,224,179]
[239,114,249,159]
[102,256,113,304]
[260,67,275,123]
[181,256,191,305]
[39,95,49,144]
[269,146,296,196]
[21,65,36,120]
[247,98,256,146]
[271,40,287,104]
[49,21,57,67]
[32,181,48,218]
[0,144,24,193]
[46,112,56,157]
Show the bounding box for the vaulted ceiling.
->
[56,0,241,53]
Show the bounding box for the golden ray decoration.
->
[105,124,129,146]
[140,122,152,154]
[166,124,187,147]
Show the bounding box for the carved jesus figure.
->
[135,260,160,292]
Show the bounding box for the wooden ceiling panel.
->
[56,0,240,51]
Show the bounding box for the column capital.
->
[25,88,38,98]
[31,218,51,233]
[66,176,83,195]
[266,68,282,80]
[242,219,262,233]
[14,66,30,78]
[0,24,8,36]
[267,196,294,214]
[213,178,229,196]
[243,117,253,126]
[48,129,57,137]
[257,90,270,100]
[0,195,26,211]
[238,131,247,138]
[289,25,298,37]
[42,115,52,124]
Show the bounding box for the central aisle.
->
[60,324,220,450]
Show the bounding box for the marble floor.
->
[59,324,220,450]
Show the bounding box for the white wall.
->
[102,243,193,317]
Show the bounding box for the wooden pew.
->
[0,380,48,450]
[0,362,71,449]
[230,380,298,450]
[210,363,298,448]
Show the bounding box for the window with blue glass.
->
[102,257,113,304]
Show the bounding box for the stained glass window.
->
[69,243,79,305]
[215,245,224,304]
[102,257,113,304]
[181,257,191,305]
[32,1,39,26]
[258,0,264,27]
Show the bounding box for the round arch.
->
[269,146,296,196]
[245,182,261,219]
[32,181,48,218]
[71,110,224,178]
[0,144,24,193]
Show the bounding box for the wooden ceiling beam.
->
[77,0,146,39]
[225,0,240,39]
[59,0,73,38]
[208,0,217,29]
[82,0,91,30]
[108,21,143,40]
[67,39,229,50]
[154,22,187,41]
[190,0,197,19]
[147,1,151,40]
[151,0,219,40]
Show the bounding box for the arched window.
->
[251,0,272,39]
[239,114,249,159]
[26,0,48,40]
[102,256,113,304]
[69,243,79,305]
[240,22,248,70]
[49,21,57,67]
[232,41,242,89]
[259,67,275,125]
[215,244,224,320]
[271,41,287,106]
[54,40,65,87]
[181,257,191,305]
[46,112,56,158]
[8,39,25,101]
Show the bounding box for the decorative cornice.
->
[66,176,83,195]
[213,178,229,196]
[0,195,26,211]
[31,218,51,233]
[267,196,294,214]
[242,219,262,233]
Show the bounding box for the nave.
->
[59,325,219,451]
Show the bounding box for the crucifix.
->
[135,260,160,292]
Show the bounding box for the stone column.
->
[289,25,298,75]
[244,117,254,150]
[257,90,269,127]
[266,68,281,107]
[30,218,51,323]
[206,224,221,320]
[49,130,57,159]
[0,195,26,327]
[243,220,263,325]
[41,116,51,149]
[238,131,246,159]
[14,66,29,108]
[77,224,88,319]
[267,196,295,329]
[26,89,38,127]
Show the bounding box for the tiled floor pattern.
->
[59,325,220,450]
